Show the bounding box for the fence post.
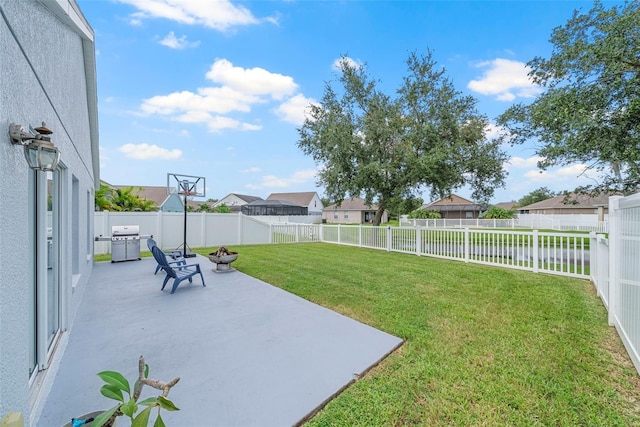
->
[387,226,392,252]
[416,226,421,256]
[608,196,622,326]
[464,227,470,263]
[156,210,163,249]
[238,213,244,245]
[589,231,597,290]
[359,224,362,247]
[532,230,539,273]
[295,224,300,243]
[269,223,273,244]
[338,224,341,245]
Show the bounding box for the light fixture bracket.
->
[8,122,60,171]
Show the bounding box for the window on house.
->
[344,213,349,219]
[334,213,338,219]
[465,211,473,219]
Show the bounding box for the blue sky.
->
[78,0,616,204]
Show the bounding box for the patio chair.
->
[151,246,205,294]
[147,238,185,274]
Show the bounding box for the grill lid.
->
[111,225,140,236]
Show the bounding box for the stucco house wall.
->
[322,198,389,224]
[0,0,98,422]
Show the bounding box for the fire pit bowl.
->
[208,247,238,273]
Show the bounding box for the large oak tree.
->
[497,1,640,194]
[298,52,507,225]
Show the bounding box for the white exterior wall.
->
[307,193,324,215]
[214,194,253,209]
[0,0,97,421]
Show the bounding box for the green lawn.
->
[195,242,640,426]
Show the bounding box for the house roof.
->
[225,193,263,203]
[518,192,612,211]
[324,197,379,211]
[115,185,172,207]
[246,199,302,207]
[423,194,483,212]
[267,192,318,206]
[494,201,517,210]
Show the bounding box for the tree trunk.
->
[372,204,386,226]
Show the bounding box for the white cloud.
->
[118,143,182,160]
[508,156,544,169]
[332,56,363,72]
[467,58,542,101]
[484,122,506,141]
[245,169,317,189]
[275,94,318,126]
[205,59,297,100]
[158,31,200,49]
[117,0,259,31]
[142,87,260,115]
[140,59,302,131]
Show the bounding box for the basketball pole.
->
[167,173,205,258]
[180,180,196,257]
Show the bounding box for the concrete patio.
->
[34,255,403,426]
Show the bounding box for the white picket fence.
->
[276,224,591,279]
[401,214,608,233]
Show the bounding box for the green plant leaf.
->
[144,364,149,378]
[97,371,130,394]
[131,405,152,427]
[157,395,180,411]
[153,414,166,427]
[137,397,158,407]
[91,405,119,427]
[100,384,124,402]
[120,398,138,418]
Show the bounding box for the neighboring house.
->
[214,193,262,212]
[267,192,324,215]
[422,194,484,219]
[0,0,99,422]
[517,192,612,219]
[242,199,308,216]
[323,198,388,224]
[116,185,183,212]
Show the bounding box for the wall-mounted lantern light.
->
[8,122,60,171]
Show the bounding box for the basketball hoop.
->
[167,173,206,257]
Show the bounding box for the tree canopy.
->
[482,206,516,219]
[497,1,640,194]
[517,187,557,207]
[95,184,158,212]
[298,51,507,225]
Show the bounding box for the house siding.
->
[0,0,97,421]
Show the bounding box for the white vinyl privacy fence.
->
[94,211,273,254]
[607,194,640,374]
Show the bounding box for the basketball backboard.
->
[167,173,205,198]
